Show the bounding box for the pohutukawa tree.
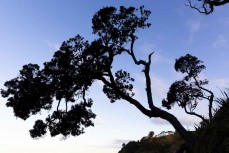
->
[1,5,215,152]
[186,0,229,14]
[162,54,214,123]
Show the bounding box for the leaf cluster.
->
[162,80,203,110]
[1,6,151,138]
[103,70,135,103]
[1,64,53,120]
[30,101,95,138]
[163,54,208,114]
[1,35,99,138]
[92,6,151,54]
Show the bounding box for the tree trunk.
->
[151,107,195,144]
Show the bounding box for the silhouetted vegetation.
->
[1,5,228,153]
[119,95,229,152]
[186,0,229,14]
[192,92,229,153]
[119,131,184,153]
[163,54,214,123]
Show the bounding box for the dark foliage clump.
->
[193,92,229,153]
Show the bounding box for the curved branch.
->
[152,107,195,143]
[108,69,115,84]
[102,36,194,144]
[148,52,154,65]
[184,105,208,123]
[65,101,68,113]
[186,0,229,14]
[128,35,147,66]
[144,55,155,111]
[208,0,229,6]
[186,0,213,14]
[99,76,152,117]
[99,76,194,143]
[200,95,210,100]
[127,35,155,110]
[193,77,214,121]
[57,99,61,112]
[82,87,87,103]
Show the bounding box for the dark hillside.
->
[192,95,229,153]
[119,131,184,153]
[119,95,229,153]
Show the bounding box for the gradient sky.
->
[0,1,229,153]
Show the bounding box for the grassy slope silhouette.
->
[119,94,229,153]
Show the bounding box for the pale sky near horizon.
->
[0,1,229,153]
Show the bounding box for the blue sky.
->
[0,0,229,153]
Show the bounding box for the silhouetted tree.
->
[122,143,126,148]
[148,131,155,137]
[162,54,214,123]
[1,6,197,152]
[186,0,229,14]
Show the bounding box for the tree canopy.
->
[1,6,153,139]
[1,4,223,153]
[162,54,214,123]
[186,0,229,14]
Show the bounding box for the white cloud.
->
[212,35,227,48]
[151,52,173,64]
[224,19,229,25]
[210,78,229,90]
[44,41,61,51]
[219,17,229,27]
[151,118,168,125]
[151,76,170,99]
[133,74,170,105]
[151,115,201,127]
[186,20,200,33]
[138,43,156,54]
[186,20,201,42]
[138,43,172,64]
[179,116,201,126]
[136,74,169,100]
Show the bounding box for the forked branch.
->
[193,77,214,121]
[186,0,229,14]
[127,35,155,110]
[99,76,152,117]
[184,105,209,123]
